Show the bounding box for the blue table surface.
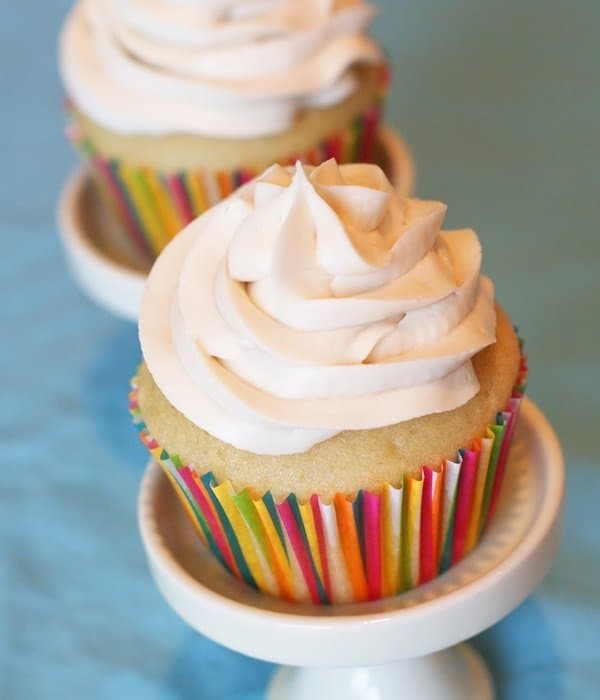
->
[2,2,599,698]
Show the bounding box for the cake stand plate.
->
[138,398,563,699]
[56,125,414,323]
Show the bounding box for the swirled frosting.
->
[140,160,497,455]
[59,0,381,138]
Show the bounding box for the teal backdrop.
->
[2,1,599,697]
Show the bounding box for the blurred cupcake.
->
[60,0,388,260]
[130,160,527,604]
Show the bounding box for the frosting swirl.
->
[60,0,381,138]
[140,160,497,455]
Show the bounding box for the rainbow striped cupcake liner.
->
[67,66,389,262]
[128,351,527,605]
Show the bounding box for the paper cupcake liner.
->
[128,351,527,605]
[66,66,389,261]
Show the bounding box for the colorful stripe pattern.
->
[129,352,527,605]
[68,105,384,261]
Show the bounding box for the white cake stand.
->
[56,125,414,322]
[137,398,563,700]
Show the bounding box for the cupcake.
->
[60,0,388,260]
[130,159,527,604]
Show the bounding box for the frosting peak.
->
[60,0,381,137]
[140,161,497,455]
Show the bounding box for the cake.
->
[60,0,389,259]
[130,159,526,603]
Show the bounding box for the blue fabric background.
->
[2,1,599,697]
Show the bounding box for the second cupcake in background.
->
[130,159,527,605]
[60,0,389,260]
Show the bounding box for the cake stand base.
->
[138,398,563,700]
[268,644,492,700]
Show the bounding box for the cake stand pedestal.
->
[56,126,414,323]
[137,398,563,699]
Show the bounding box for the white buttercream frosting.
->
[139,160,497,455]
[60,0,381,138]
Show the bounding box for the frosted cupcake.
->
[130,160,527,604]
[60,0,388,260]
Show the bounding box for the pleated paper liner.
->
[65,66,390,261]
[129,351,528,605]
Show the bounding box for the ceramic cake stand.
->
[137,398,563,700]
[56,125,414,322]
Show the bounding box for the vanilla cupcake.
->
[60,0,389,260]
[130,160,527,603]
